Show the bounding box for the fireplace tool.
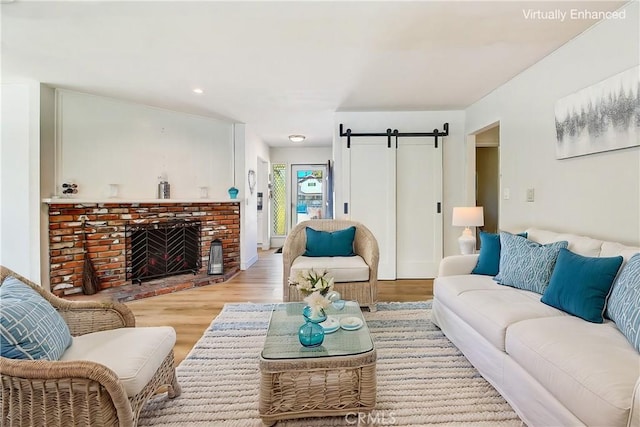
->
[81,217,99,295]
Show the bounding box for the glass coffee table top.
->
[261,301,374,360]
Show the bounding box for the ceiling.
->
[1,0,627,147]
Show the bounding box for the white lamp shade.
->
[452,207,484,227]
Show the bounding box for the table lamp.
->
[452,206,484,255]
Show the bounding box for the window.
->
[271,163,286,236]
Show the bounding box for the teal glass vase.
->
[302,306,327,323]
[298,320,325,347]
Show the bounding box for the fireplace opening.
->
[126,220,201,283]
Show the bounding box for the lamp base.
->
[458,228,476,255]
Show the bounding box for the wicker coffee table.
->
[259,302,376,426]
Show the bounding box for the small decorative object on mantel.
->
[158,176,170,199]
[61,182,78,196]
[228,186,239,199]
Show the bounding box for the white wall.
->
[238,126,271,269]
[40,84,56,289]
[465,1,640,245]
[55,90,234,200]
[333,111,466,257]
[270,146,332,166]
[1,81,42,281]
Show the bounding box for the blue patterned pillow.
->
[472,231,528,276]
[606,253,640,352]
[494,232,568,294]
[0,276,72,360]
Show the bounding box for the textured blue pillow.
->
[494,232,568,294]
[0,277,72,360]
[606,253,640,351]
[541,249,623,323]
[472,231,528,276]
[304,226,356,257]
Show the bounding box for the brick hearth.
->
[46,201,240,298]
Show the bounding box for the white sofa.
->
[432,228,640,427]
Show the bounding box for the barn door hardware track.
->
[339,123,449,148]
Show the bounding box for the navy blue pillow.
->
[541,248,623,323]
[304,226,356,257]
[472,231,527,276]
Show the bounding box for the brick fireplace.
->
[45,201,240,298]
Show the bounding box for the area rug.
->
[139,301,523,426]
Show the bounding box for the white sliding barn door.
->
[396,138,442,278]
[348,139,397,279]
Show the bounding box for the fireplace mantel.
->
[43,198,242,204]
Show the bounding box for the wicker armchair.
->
[0,266,181,427]
[283,220,379,311]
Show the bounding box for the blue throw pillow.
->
[0,276,72,360]
[472,231,527,276]
[541,249,623,323]
[304,226,356,257]
[606,253,640,351]
[494,232,568,294]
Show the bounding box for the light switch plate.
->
[526,188,535,202]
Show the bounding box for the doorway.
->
[475,125,500,236]
[290,164,328,228]
[257,157,269,250]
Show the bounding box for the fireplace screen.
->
[126,220,201,282]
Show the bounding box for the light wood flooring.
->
[126,249,433,364]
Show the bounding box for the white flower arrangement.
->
[288,268,335,297]
[289,269,335,319]
[303,291,332,319]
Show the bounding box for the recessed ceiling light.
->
[289,134,306,143]
[193,88,204,94]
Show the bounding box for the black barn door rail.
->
[339,122,449,148]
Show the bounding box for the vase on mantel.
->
[299,306,326,347]
[228,187,239,199]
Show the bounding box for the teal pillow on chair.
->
[494,232,567,294]
[472,231,527,276]
[0,276,72,360]
[541,249,623,323]
[606,253,640,351]
[304,226,356,257]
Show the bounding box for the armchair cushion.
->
[304,226,356,257]
[291,255,370,282]
[61,326,176,397]
[0,276,72,360]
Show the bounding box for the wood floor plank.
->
[126,249,433,364]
